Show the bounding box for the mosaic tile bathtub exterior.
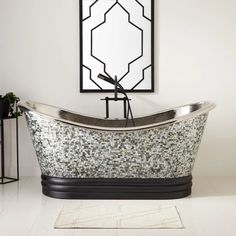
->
[24,111,208,179]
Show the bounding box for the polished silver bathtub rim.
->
[18,101,215,131]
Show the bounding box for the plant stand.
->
[0,116,19,184]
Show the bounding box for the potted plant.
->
[0,92,21,118]
[0,95,10,118]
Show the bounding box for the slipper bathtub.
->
[18,101,215,199]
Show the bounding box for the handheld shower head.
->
[97,74,115,85]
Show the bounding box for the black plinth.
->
[0,116,19,184]
[41,175,192,199]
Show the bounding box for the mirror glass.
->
[80,0,154,92]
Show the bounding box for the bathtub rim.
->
[18,100,215,131]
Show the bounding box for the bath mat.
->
[54,202,183,229]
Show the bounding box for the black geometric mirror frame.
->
[79,0,154,93]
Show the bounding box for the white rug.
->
[54,202,183,229]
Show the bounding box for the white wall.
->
[0,0,236,176]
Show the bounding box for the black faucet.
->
[97,74,135,126]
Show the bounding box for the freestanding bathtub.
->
[18,101,215,199]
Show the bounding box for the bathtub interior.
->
[18,101,215,129]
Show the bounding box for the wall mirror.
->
[79,0,154,92]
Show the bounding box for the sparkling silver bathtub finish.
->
[19,101,215,179]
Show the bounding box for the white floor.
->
[0,177,236,236]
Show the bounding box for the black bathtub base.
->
[41,175,192,199]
